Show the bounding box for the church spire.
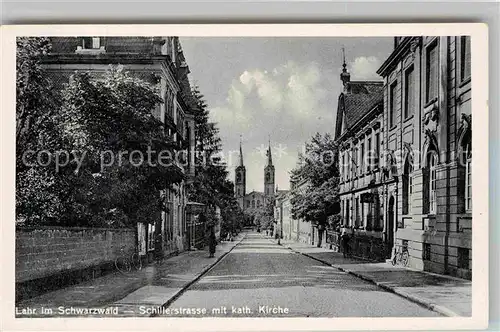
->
[266,137,273,166]
[239,135,244,167]
[340,46,351,92]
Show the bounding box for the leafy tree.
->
[290,133,340,246]
[186,85,242,233]
[16,55,184,227]
[55,67,183,227]
[16,37,65,224]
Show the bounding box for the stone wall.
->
[16,226,136,283]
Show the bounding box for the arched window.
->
[428,152,438,214]
[252,200,255,208]
[461,132,472,211]
[403,156,414,215]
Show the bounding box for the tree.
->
[290,133,340,247]
[16,59,184,227]
[187,85,241,231]
[54,66,183,227]
[16,38,66,224]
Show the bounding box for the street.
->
[169,232,440,317]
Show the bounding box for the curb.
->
[150,233,246,317]
[289,249,460,317]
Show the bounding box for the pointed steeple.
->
[266,137,273,166]
[239,135,244,167]
[340,47,351,92]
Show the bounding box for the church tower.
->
[235,137,246,210]
[264,139,275,204]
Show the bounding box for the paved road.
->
[169,232,440,317]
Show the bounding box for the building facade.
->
[289,176,314,244]
[334,59,389,259]
[43,36,197,259]
[377,36,472,279]
[274,189,290,239]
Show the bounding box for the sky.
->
[180,37,393,192]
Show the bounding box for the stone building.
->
[334,58,388,259]
[376,36,472,279]
[42,36,197,259]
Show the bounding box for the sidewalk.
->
[275,238,472,317]
[15,234,245,317]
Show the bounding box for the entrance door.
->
[387,196,395,258]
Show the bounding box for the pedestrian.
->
[208,227,217,258]
[341,231,350,258]
[154,232,164,264]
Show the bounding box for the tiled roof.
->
[335,81,383,139]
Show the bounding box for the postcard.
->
[1,23,489,331]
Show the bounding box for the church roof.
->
[245,191,265,197]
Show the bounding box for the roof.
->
[334,81,383,140]
[245,191,265,198]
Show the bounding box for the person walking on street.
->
[341,231,350,258]
[208,227,217,258]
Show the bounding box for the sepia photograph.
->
[1,23,489,331]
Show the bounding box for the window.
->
[367,138,372,172]
[403,157,414,215]
[360,143,365,174]
[81,37,101,49]
[252,200,255,208]
[345,199,350,226]
[347,151,351,180]
[404,65,415,119]
[426,42,438,103]
[147,224,155,251]
[165,91,174,121]
[355,197,360,227]
[341,154,345,181]
[428,153,438,214]
[423,243,431,261]
[246,200,250,208]
[460,36,471,81]
[375,133,380,169]
[458,248,470,269]
[353,147,358,177]
[389,82,397,128]
[465,140,472,211]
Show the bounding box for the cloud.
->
[210,61,333,192]
[349,56,382,80]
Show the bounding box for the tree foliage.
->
[290,133,340,227]
[186,86,243,231]
[16,40,183,228]
[16,38,65,224]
